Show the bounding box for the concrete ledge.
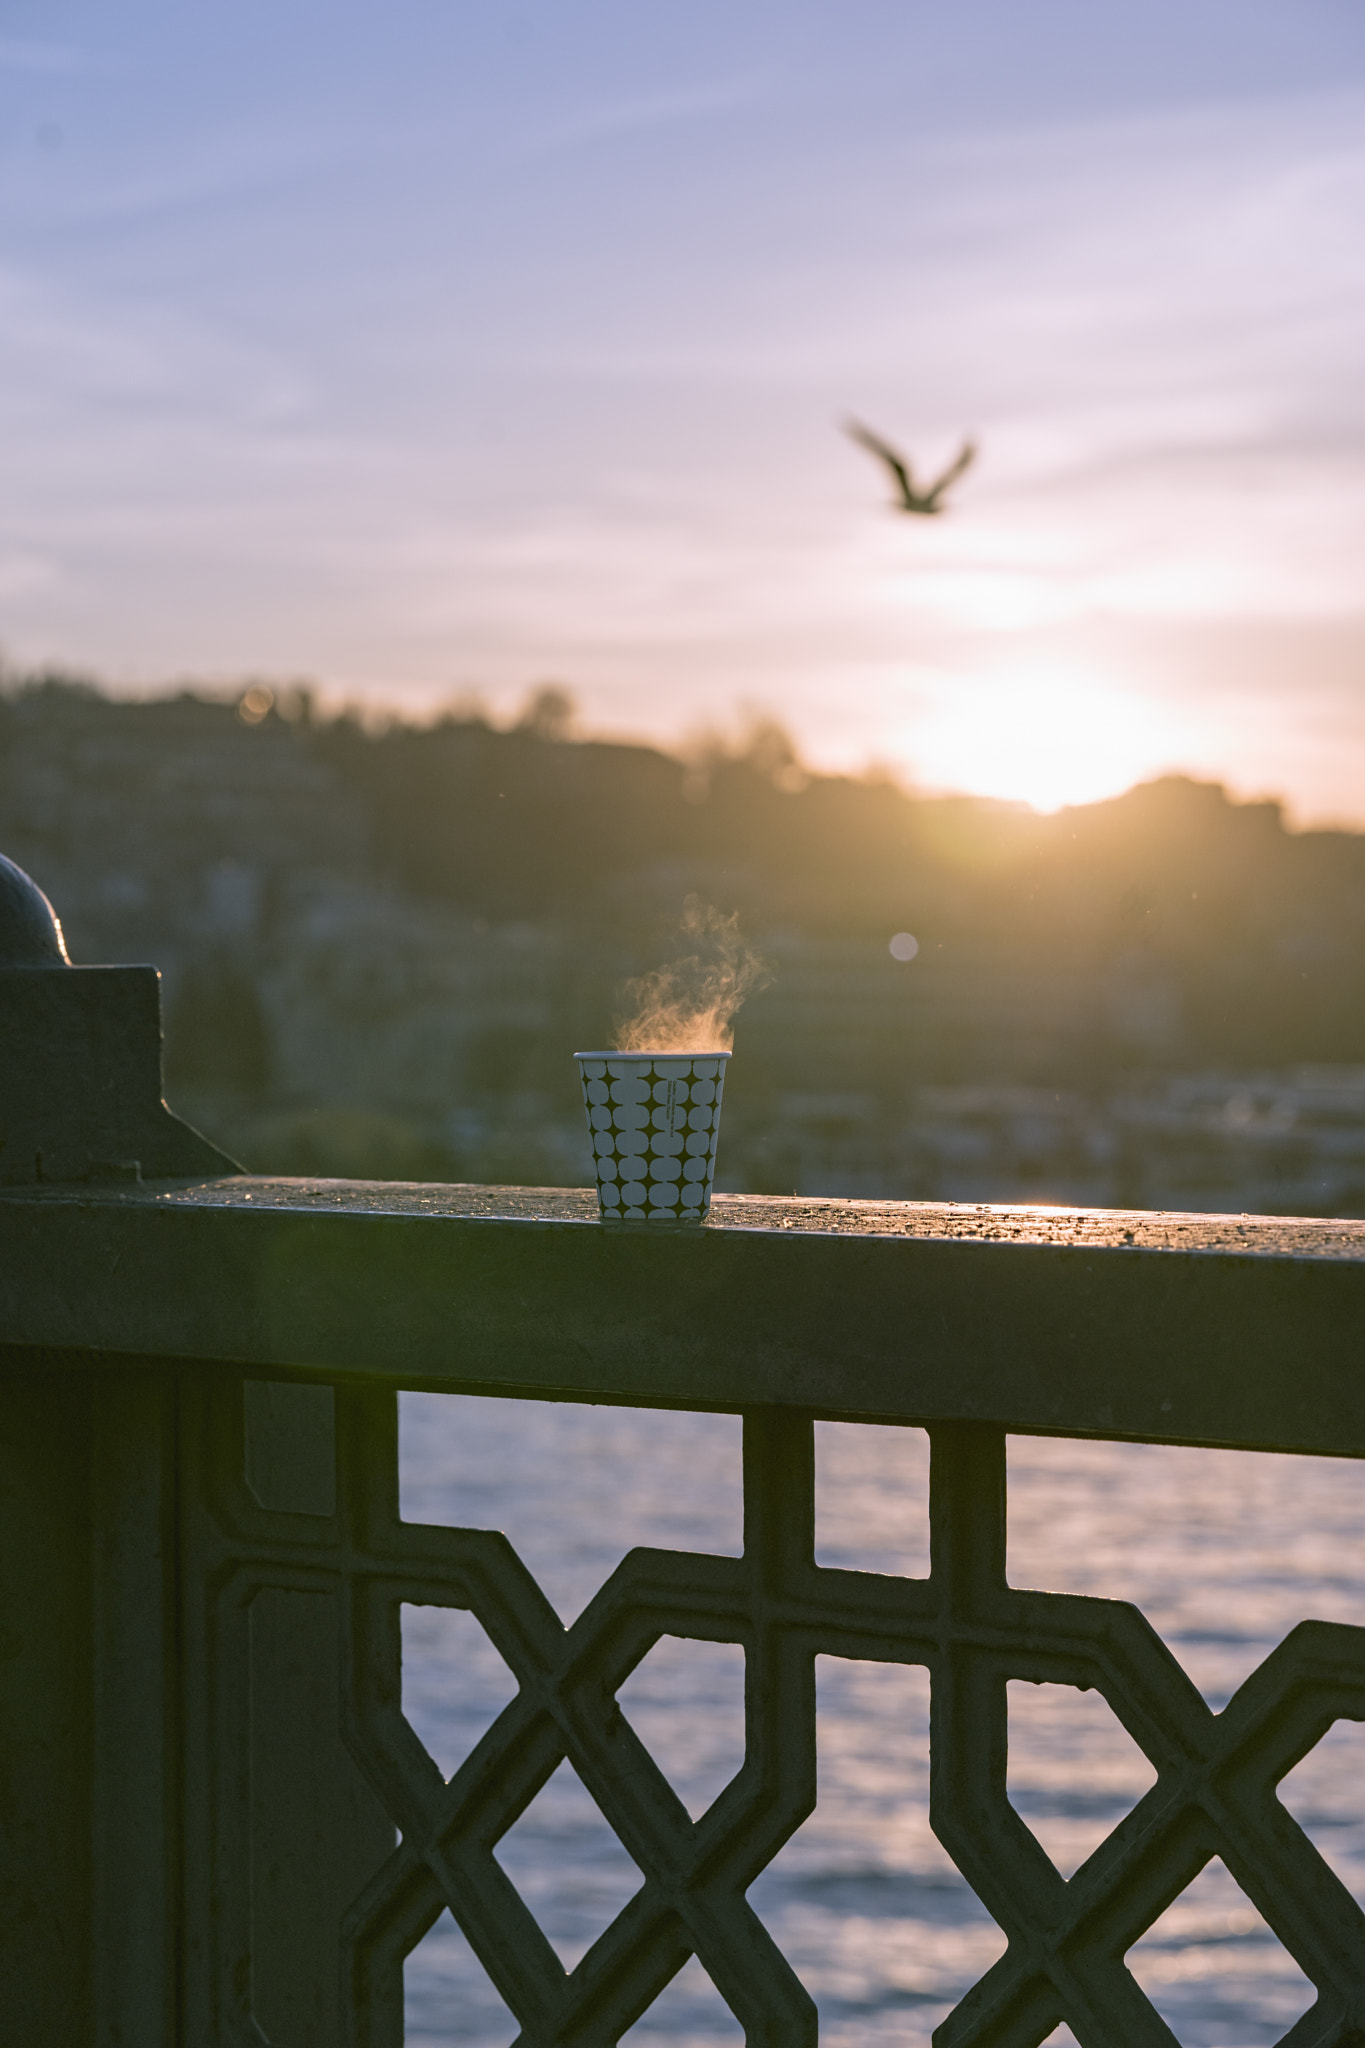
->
[1,1179,1363,1456]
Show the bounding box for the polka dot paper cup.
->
[575,1051,730,1225]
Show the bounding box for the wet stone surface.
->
[8,1176,1365,1262]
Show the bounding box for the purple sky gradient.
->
[2,3,1364,816]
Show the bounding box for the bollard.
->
[0,852,237,1184]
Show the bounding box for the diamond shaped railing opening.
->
[1126,1858,1317,2046]
[748,1658,1006,2047]
[814,1421,930,1578]
[403,1909,516,2048]
[1279,1717,1365,1909]
[1008,1435,1365,1707]
[493,1758,645,1972]
[1006,1680,1157,1879]
[400,1603,520,1783]
[398,1391,742,1620]
[616,1635,747,1820]
[619,1954,744,2048]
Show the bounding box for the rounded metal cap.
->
[0,853,71,967]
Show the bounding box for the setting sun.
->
[907,663,1175,812]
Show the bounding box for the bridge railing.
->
[2,851,1365,2047]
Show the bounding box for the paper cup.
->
[575,1051,730,1225]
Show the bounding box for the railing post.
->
[90,1369,182,2047]
[0,853,233,2041]
[0,1356,98,2037]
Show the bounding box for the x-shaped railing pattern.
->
[189,1381,1365,2048]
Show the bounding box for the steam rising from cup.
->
[612,899,773,1054]
[576,902,770,1224]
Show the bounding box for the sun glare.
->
[909,664,1173,813]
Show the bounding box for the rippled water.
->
[397,1397,1365,2047]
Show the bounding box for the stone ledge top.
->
[4,1175,1365,1263]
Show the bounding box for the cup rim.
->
[574,1048,731,1060]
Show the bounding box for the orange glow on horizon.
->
[903,663,1178,813]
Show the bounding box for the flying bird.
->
[843,418,977,515]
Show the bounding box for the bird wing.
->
[922,438,977,507]
[842,417,917,506]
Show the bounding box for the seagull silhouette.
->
[843,418,977,515]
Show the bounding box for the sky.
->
[2,2,1365,818]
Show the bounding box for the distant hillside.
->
[4,671,1365,1091]
[311,689,1365,1073]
